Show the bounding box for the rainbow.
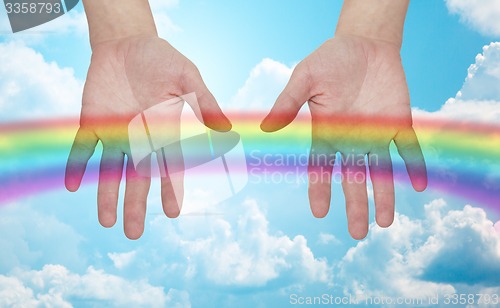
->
[1,113,499,211]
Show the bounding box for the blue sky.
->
[1,0,500,307]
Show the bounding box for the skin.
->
[65,1,230,239]
[261,0,427,240]
[67,0,426,241]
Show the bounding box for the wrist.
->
[335,0,409,49]
[83,0,157,50]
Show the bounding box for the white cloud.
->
[418,202,500,286]
[418,98,500,123]
[108,251,137,270]
[0,264,190,307]
[150,0,182,39]
[149,198,332,287]
[411,42,500,211]
[415,42,500,123]
[0,203,85,273]
[229,58,293,110]
[338,199,500,300]
[317,233,341,245]
[459,42,500,101]
[0,41,82,121]
[445,0,500,37]
[0,276,38,307]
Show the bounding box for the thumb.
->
[261,63,310,132]
[181,64,232,132]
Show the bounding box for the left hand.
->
[261,35,427,239]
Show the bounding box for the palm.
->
[262,36,427,239]
[66,36,230,239]
[307,37,411,151]
[80,37,190,153]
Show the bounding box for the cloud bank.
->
[0,265,189,308]
[445,0,500,37]
[0,41,82,121]
[229,58,293,110]
[415,42,500,123]
[149,198,332,287]
[339,200,500,299]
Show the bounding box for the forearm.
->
[335,0,409,48]
[83,0,157,49]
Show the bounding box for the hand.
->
[261,35,427,239]
[65,36,231,239]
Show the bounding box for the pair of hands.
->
[65,35,427,240]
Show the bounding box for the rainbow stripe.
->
[1,113,499,211]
